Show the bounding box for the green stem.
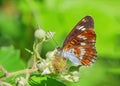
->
[33,40,43,59]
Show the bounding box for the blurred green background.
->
[0,0,120,86]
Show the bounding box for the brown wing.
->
[62,16,97,66]
[63,16,94,47]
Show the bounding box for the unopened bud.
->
[34,29,46,40]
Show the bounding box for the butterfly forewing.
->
[63,16,94,47]
[59,16,97,66]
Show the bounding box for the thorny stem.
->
[0,38,43,84]
[33,41,42,60]
[0,40,44,84]
[32,54,37,69]
[0,80,12,86]
[0,65,9,76]
[0,66,38,80]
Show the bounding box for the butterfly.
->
[57,16,97,66]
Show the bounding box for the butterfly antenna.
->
[48,31,59,47]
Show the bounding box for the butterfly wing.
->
[63,16,94,47]
[61,16,97,66]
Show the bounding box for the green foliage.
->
[0,0,120,86]
[0,45,26,71]
[29,75,65,86]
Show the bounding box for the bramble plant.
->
[1,0,120,86]
[0,28,80,86]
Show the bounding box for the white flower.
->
[46,49,57,61]
[41,67,51,75]
[15,77,29,86]
[37,59,52,75]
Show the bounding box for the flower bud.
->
[34,29,46,40]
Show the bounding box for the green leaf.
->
[29,74,66,86]
[0,45,26,72]
[29,75,47,86]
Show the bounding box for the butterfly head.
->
[56,47,62,51]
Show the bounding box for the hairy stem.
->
[0,67,38,80]
[0,80,12,86]
[0,65,9,76]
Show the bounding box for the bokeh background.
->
[0,0,120,86]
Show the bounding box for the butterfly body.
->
[57,16,97,66]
